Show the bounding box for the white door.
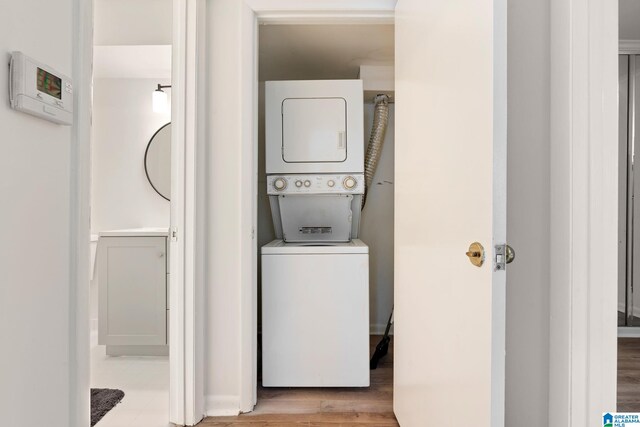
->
[394,0,507,426]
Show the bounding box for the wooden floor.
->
[201,336,640,423]
[201,336,397,426]
[618,338,640,411]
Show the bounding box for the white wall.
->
[257,84,272,263]
[91,78,171,233]
[0,1,74,425]
[359,104,395,333]
[506,0,551,425]
[94,0,172,46]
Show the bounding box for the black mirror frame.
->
[144,122,171,201]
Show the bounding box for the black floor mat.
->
[91,388,125,426]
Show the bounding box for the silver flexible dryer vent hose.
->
[362,94,390,209]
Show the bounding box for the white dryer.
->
[266,80,365,243]
[261,240,370,387]
[265,80,364,175]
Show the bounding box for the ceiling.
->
[94,0,172,46]
[258,24,394,82]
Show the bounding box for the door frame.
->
[237,0,397,414]
[548,0,618,425]
[70,0,93,424]
[70,0,204,425]
[170,0,206,424]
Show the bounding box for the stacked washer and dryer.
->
[261,80,370,387]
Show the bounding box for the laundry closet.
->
[255,22,395,406]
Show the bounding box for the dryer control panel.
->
[267,174,364,195]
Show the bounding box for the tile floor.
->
[90,340,170,427]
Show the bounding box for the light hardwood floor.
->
[200,335,397,426]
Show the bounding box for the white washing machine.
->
[261,239,370,387]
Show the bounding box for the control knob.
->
[273,177,286,191]
[343,176,357,189]
[304,180,311,187]
[295,180,303,188]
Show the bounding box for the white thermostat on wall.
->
[9,51,73,125]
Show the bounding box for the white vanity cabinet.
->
[97,229,169,356]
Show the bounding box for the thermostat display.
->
[37,68,62,100]
[9,51,73,125]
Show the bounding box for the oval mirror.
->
[144,122,171,201]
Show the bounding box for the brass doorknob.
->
[505,245,515,264]
[466,242,485,267]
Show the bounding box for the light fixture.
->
[152,84,171,113]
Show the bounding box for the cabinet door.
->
[98,237,167,346]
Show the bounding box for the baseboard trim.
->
[618,327,640,337]
[205,395,241,417]
[106,345,169,356]
[259,326,394,335]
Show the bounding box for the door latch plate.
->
[495,244,506,271]
[494,244,515,271]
